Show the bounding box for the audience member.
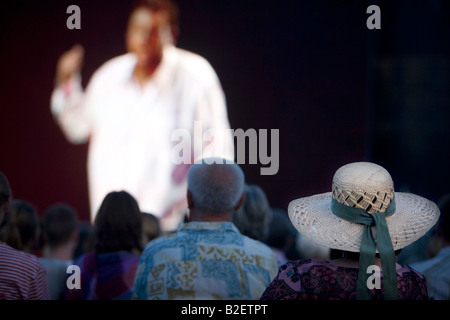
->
[411,193,450,300]
[133,158,278,300]
[0,171,50,299]
[0,209,21,250]
[265,208,298,266]
[141,212,162,245]
[7,199,41,254]
[260,162,440,300]
[67,191,143,300]
[39,203,79,300]
[233,184,272,243]
[295,233,330,261]
[397,224,437,266]
[72,220,94,261]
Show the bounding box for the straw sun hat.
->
[288,162,440,253]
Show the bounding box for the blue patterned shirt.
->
[133,222,278,300]
[411,247,450,300]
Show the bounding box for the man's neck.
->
[188,208,233,223]
[133,64,158,85]
[46,243,75,262]
[133,49,164,86]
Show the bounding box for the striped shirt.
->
[411,247,450,300]
[0,242,50,299]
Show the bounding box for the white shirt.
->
[51,45,233,230]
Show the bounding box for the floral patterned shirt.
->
[260,259,428,300]
[133,222,279,300]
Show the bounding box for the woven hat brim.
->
[288,192,440,252]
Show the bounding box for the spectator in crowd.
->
[233,184,272,243]
[7,199,41,254]
[265,208,298,266]
[411,193,450,300]
[0,209,21,250]
[260,162,440,300]
[0,171,50,299]
[67,191,143,300]
[72,221,95,261]
[295,232,330,261]
[141,212,162,245]
[39,203,79,300]
[133,158,278,300]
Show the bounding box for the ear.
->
[187,190,194,210]
[234,193,246,212]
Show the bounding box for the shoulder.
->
[398,264,427,281]
[0,244,46,280]
[73,252,96,267]
[88,53,135,86]
[141,233,179,256]
[396,264,429,299]
[171,47,220,84]
[0,243,44,273]
[243,235,275,254]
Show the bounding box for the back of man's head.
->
[187,158,245,213]
[42,203,79,249]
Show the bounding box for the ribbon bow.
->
[331,197,398,300]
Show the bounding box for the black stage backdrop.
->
[0,0,449,222]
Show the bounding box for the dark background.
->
[0,0,449,222]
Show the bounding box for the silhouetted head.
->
[187,158,245,221]
[0,171,12,224]
[437,193,450,243]
[42,203,79,249]
[94,191,143,253]
[126,0,179,72]
[233,184,272,242]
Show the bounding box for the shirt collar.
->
[179,221,240,233]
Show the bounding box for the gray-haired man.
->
[133,158,278,300]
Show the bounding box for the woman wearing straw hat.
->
[260,162,440,300]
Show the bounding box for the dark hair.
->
[132,0,179,30]
[0,171,12,207]
[233,184,272,242]
[437,193,450,242]
[142,212,161,243]
[266,208,297,250]
[9,200,39,249]
[0,211,21,249]
[93,191,143,253]
[42,203,79,248]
